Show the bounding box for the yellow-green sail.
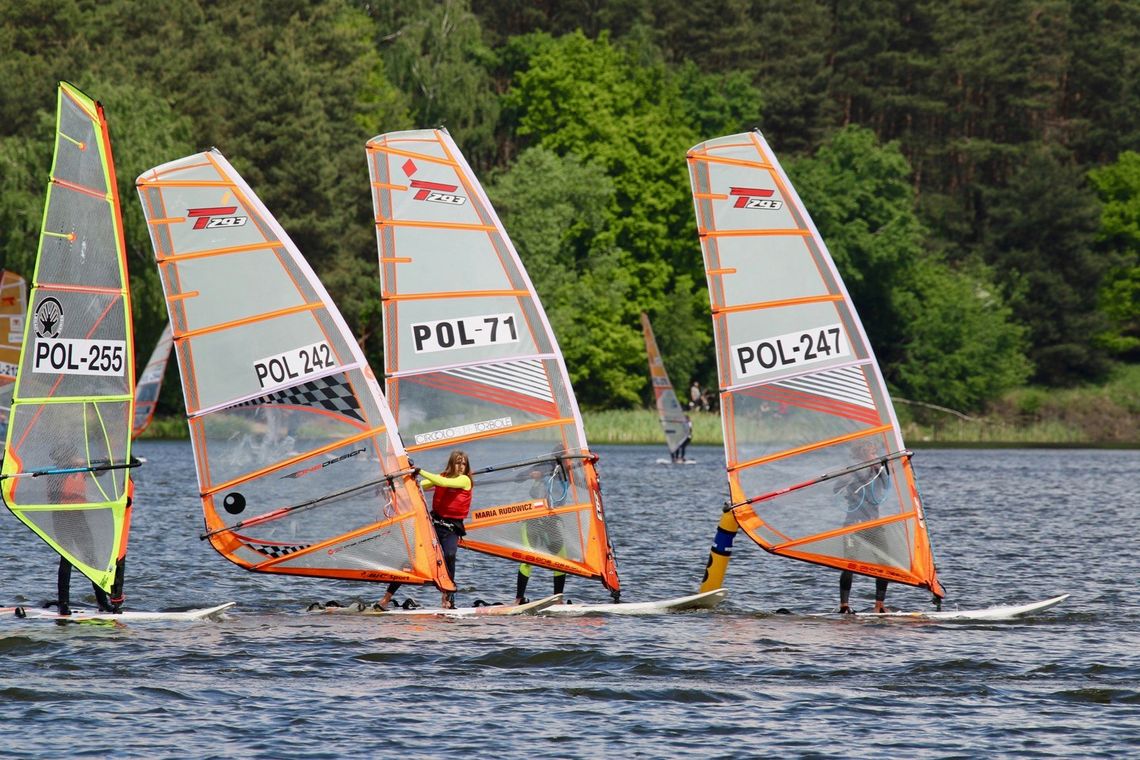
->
[0,82,136,592]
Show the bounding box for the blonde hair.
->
[442,450,471,479]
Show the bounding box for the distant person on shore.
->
[376,450,472,611]
[689,381,701,411]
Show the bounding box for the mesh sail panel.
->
[688,130,943,597]
[367,129,619,593]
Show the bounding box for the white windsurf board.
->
[4,601,236,622]
[806,594,1069,621]
[541,588,726,616]
[311,594,562,618]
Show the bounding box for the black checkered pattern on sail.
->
[247,542,311,559]
[235,375,365,423]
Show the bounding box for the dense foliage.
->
[1,0,1137,415]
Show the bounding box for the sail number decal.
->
[732,323,849,379]
[33,338,126,376]
[0,360,17,377]
[411,313,519,354]
[253,340,336,388]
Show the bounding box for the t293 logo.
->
[188,206,248,230]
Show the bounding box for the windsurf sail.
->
[366,129,620,596]
[639,312,689,459]
[0,269,28,451]
[687,130,944,598]
[1,82,135,592]
[136,149,452,589]
[132,322,173,437]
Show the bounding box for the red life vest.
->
[431,484,472,520]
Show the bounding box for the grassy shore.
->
[138,365,1140,446]
[586,364,1140,447]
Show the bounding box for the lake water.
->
[1,443,1137,758]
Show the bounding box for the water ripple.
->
[0,444,1133,759]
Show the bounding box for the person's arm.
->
[418,469,472,491]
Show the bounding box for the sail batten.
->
[137,148,452,589]
[367,128,620,594]
[688,130,943,598]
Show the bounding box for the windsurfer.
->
[837,441,890,614]
[514,451,569,604]
[51,466,132,615]
[672,415,693,463]
[376,450,472,610]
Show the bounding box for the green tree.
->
[487,147,645,406]
[791,126,1029,408]
[1088,151,1140,358]
[895,259,1031,410]
[984,145,1110,384]
[788,126,925,369]
[369,0,500,167]
[503,31,757,398]
[0,0,89,135]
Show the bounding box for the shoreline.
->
[136,408,1140,448]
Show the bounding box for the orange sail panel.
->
[0,269,27,452]
[687,131,943,597]
[640,312,689,458]
[366,129,620,594]
[132,322,173,437]
[136,150,452,589]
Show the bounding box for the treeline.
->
[0,0,1137,416]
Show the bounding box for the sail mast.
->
[688,130,943,599]
[1,82,136,592]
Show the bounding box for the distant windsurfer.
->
[837,441,890,614]
[376,450,472,611]
[672,415,693,463]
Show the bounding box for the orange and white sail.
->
[366,129,620,595]
[0,269,27,450]
[136,149,452,589]
[687,131,943,597]
[131,322,172,438]
[639,312,689,458]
